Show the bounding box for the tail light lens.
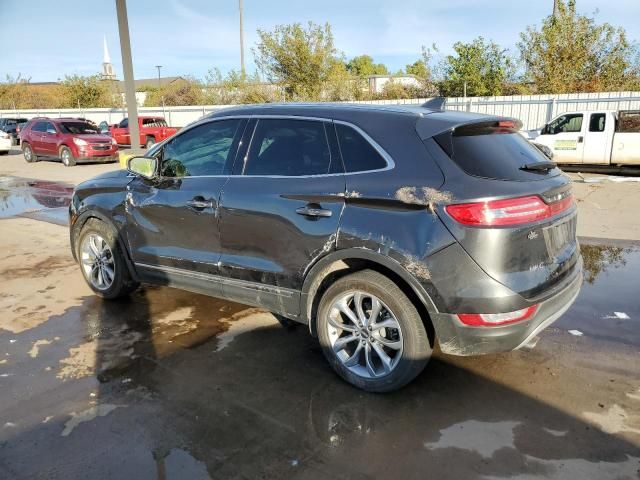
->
[445,194,573,227]
[457,305,538,327]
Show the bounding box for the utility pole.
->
[115,0,140,149]
[239,0,245,78]
[553,0,560,17]
[155,65,162,89]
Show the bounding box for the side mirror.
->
[127,156,157,179]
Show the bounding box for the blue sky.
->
[1,0,639,82]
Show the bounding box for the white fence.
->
[2,91,640,130]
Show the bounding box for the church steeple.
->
[102,36,116,80]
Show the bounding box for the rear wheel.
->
[317,270,431,392]
[145,136,156,149]
[23,143,36,162]
[60,146,76,167]
[77,219,139,299]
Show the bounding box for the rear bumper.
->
[432,256,583,356]
[0,138,11,151]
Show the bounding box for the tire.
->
[317,269,431,392]
[0,150,8,156]
[23,143,36,163]
[145,136,156,149]
[60,146,76,167]
[77,218,139,299]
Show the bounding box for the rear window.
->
[142,118,168,127]
[335,123,387,172]
[618,111,640,133]
[435,122,560,181]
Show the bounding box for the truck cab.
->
[534,110,640,165]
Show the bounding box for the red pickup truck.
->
[108,116,178,148]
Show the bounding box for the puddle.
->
[557,242,640,347]
[0,176,73,225]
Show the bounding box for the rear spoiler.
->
[416,113,523,139]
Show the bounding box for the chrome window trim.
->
[151,114,395,179]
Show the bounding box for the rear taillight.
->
[445,194,573,227]
[457,305,538,327]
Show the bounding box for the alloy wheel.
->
[327,291,404,379]
[80,233,115,291]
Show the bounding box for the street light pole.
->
[115,0,140,149]
[239,0,245,78]
[155,65,162,89]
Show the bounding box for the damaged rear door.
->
[217,117,345,316]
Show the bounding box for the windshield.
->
[59,122,98,134]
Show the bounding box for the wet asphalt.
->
[0,176,639,479]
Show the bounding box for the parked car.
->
[69,104,582,392]
[109,116,178,148]
[524,110,640,166]
[20,117,118,166]
[0,130,11,154]
[0,117,28,145]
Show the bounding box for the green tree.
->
[438,37,515,97]
[254,21,339,100]
[518,0,639,93]
[59,74,113,108]
[144,77,203,106]
[346,55,389,77]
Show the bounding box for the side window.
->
[161,119,241,177]
[32,122,46,133]
[618,112,640,133]
[548,114,583,134]
[243,119,331,176]
[119,118,128,128]
[44,122,56,133]
[589,113,606,132]
[335,123,387,172]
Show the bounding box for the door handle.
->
[578,136,584,143]
[186,198,214,210]
[296,205,332,218]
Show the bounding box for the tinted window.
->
[618,111,640,133]
[161,119,240,177]
[548,114,583,134]
[243,119,330,176]
[589,113,606,132]
[119,118,128,128]
[32,122,47,133]
[59,122,98,134]
[435,123,559,181]
[335,123,387,172]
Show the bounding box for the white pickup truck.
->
[526,110,640,165]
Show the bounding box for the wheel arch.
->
[301,248,437,344]
[71,210,140,282]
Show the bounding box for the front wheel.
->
[77,219,139,299]
[60,146,76,167]
[317,270,431,392]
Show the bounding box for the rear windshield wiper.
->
[519,161,556,172]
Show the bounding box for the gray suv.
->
[69,103,582,392]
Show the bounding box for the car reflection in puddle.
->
[0,176,74,225]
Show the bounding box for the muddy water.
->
[0,176,73,225]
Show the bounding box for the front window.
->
[547,114,583,134]
[161,119,241,177]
